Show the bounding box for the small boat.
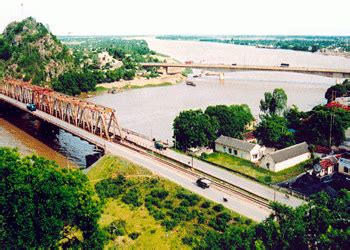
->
[186,81,196,86]
[193,74,200,78]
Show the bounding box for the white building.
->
[339,154,350,176]
[214,135,264,163]
[259,142,311,172]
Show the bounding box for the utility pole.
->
[329,90,336,147]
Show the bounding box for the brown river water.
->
[1,38,349,162]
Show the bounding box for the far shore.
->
[97,72,186,90]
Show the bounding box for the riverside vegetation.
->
[1,148,349,249]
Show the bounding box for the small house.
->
[214,135,264,163]
[313,156,337,177]
[338,153,350,176]
[259,142,311,172]
[242,132,257,144]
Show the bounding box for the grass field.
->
[87,155,252,249]
[203,152,311,184]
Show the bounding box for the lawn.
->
[87,155,252,248]
[203,152,311,184]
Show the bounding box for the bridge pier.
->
[219,72,225,80]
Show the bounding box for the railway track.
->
[117,139,271,209]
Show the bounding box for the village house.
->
[259,142,311,172]
[313,156,337,178]
[338,153,350,176]
[214,135,264,163]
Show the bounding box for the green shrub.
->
[213,204,224,212]
[161,219,179,231]
[128,232,140,240]
[107,220,127,236]
[95,175,127,199]
[209,212,232,231]
[122,188,142,207]
[182,236,195,245]
[201,201,211,209]
[149,188,169,200]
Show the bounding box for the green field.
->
[203,152,311,184]
[87,155,252,249]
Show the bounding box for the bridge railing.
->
[0,78,124,141]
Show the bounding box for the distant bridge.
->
[140,62,350,78]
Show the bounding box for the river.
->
[1,38,349,159]
[90,38,350,142]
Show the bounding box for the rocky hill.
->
[0,17,77,85]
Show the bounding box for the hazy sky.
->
[1,0,349,36]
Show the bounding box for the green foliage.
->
[173,109,219,150]
[0,147,104,248]
[205,104,254,138]
[2,17,75,85]
[95,175,127,200]
[325,83,350,103]
[255,114,295,149]
[199,190,350,249]
[128,232,141,240]
[52,69,97,96]
[0,37,11,60]
[122,187,143,208]
[107,219,127,236]
[212,204,224,212]
[260,88,288,115]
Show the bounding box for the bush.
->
[209,212,232,231]
[164,200,173,209]
[201,201,211,209]
[149,188,169,200]
[213,204,224,212]
[107,220,127,236]
[95,175,127,199]
[128,232,140,240]
[150,229,156,234]
[122,188,142,207]
[263,175,272,184]
[161,219,179,231]
[176,191,200,206]
[182,236,195,245]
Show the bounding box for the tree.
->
[0,148,105,248]
[205,104,254,138]
[260,88,288,115]
[325,83,350,103]
[284,105,307,131]
[173,110,218,150]
[298,106,350,147]
[254,115,295,149]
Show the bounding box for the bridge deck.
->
[141,62,350,78]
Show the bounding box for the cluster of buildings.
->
[214,133,350,178]
[215,135,311,172]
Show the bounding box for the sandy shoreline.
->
[97,72,186,90]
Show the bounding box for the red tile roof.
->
[319,159,334,169]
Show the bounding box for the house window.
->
[223,146,226,152]
[253,154,258,159]
[234,150,238,155]
[344,167,349,173]
[228,148,232,154]
[266,163,270,169]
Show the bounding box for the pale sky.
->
[1,0,349,36]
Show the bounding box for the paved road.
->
[1,94,271,221]
[124,130,305,208]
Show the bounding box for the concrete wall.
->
[339,158,350,176]
[274,153,311,172]
[260,153,311,172]
[215,143,259,162]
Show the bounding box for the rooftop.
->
[215,135,257,152]
[269,142,309,163]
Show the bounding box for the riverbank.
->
[97,72,186,90]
